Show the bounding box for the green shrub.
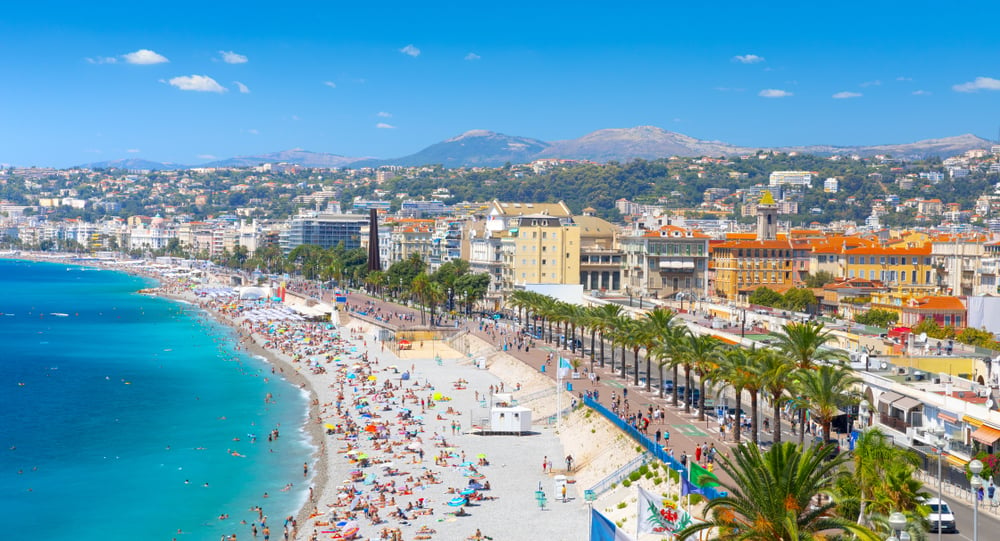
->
[617,501,627,509]
[628,471,642,482]
[622,479,631,488]
[653,477,663,485]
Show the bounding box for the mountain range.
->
[78,127,997,170]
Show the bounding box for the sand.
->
[6,253,639,541]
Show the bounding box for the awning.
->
[945,454,968,467]
[971,425,1000,446]
[879,391,904,406]
[892,396,923,411]
[938,412,958,423]
[963,415,985,428]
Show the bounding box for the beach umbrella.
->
[367,375,377,381]
[346,373,357,379]
[460,461,475,466]
[432,392,443,401]
[324,424,336,430]
[406,443,422,450]
[476,453,486,459]
[340,520,360,539]
[364,425,377,432]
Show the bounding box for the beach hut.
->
[489,405,532,435]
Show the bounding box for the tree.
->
[749,286,783,307]
[676,442,878,541]
[796,364,861,442]
[838,428,927,531]
[854,308,899,328]
[682,333,723,421]
[780,287,818,312]
[758,347,794,445]
[774,321,846,443]
[409,272,433,325]
[804,270,835,288]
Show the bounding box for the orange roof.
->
[907,296,965,311]
[716,239,793,249]
[844,244,931,256]
[642,224,709,238]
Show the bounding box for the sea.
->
[0,259,314,540]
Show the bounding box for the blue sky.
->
[3,0,1000,167]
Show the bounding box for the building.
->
[769,171,814,188]
[280,212,368,254]
[824,178,839,193]
[500,214,580,289]
[710,193,793,300]
[574,209,623,293]
[621,224,708,300]
[842,243,937,290]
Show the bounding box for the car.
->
[926,497,957,533]
[663,380,674,392]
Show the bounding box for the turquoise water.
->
[0,259,313,540]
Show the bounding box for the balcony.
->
[880,413,910,432]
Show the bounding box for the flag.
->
[689,461,720,487]
[681,473,705,497]
[558,357,572,379]
[638,485,693,535]
[591,508,636,541]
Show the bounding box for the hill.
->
[348,130,550,168]
[537,126,755,160]
[202,149,363,168]
[77,158,188,170]
[783,134,995,159]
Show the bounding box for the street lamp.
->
[929,425,946,541]
[859,399,870,429]
[970,459,984,541]
[887,511,907,541]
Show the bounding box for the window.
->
[849,270,855,278]
[870,270,876,280]
[541,259,546,265]
[901,257,907,265]
[925,271,931,283]
[880,257,886,265]
[890,257,897,265]
[925,258,931,265]
[849,256,855,264]
[542,232,547,239]
[912,270,917,283]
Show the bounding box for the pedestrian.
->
[565,455,574,472]
[695,445,702,463]
[655,429,662,446]
[542,455,548,473]
[680,452,687,467]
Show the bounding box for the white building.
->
[824,178,839,193]
[769,171,814,188]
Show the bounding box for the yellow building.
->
[501,214,580,288]
[842,243,938,291]
[711,238,795,300]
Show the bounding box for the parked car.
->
[925,497,957,533]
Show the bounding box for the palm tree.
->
[676,330,697,414]
[675,442,879,541]
[796,364,861,443]
[775,321,846,442]
[639,308,677,393]
[757,347,795,444]
[683,333,723,421]
[592,303,623,369]
[718,348,753,443]
[839,428,927,529]
[409,272,433,325]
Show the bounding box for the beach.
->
[5,254,646,540]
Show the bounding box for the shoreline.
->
[3,254,328,538]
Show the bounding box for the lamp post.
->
[929,425,946,541]
[887,511,907,541]
[970,459,984,541]
[859,399,870,430]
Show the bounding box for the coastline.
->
[3,253,328,537]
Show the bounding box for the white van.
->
[926,497,957,533]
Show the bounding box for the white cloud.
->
[247,129,259,135]
[832,91,862,99]
[953,76,1000,93]
[197,154,217,160]
[464,52,481,61]
[126,148,140,153]
[912,89,932,96]
[399,44,420,57]
[168,75,227,93]
[733,54,765,64]
[323,81,337,89]
[234,81,250,94]
[219,50,248,64]
[860,80,881,87]
[377,111,392,118]
[123,49,169,65]
[376,122,396,129]
[896,76,913,82]
[85,56,117,64]
[758,88,792,98]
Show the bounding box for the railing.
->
[583,396,726,500]
[585,452,653,497]
[516,387,558,404]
